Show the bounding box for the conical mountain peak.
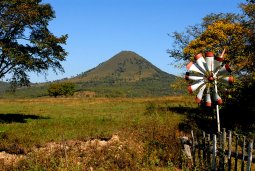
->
[113,50,139,57]
[111,51,144,60]
[4,51,178,98]
[64,51,178,97]
[74,51,168,82]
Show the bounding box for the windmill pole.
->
[214,79,220,132]
[216,104,220,132]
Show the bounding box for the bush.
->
[48,82,75,97]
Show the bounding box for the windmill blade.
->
[188,80,205,93]
[186,70,204,76]
[196,84,206,103]
[213,91,223,105]
[186,62,205,75]
[205,52,214,72]
[195,53,207,73]
[218,64,232,75]
[205,86,212,107]
[220,76,234,85]
[185,72,204,81]
[214,49,225,72]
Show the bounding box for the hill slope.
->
[69,51,178,97]
[1,51,179,98]
[73,51,171,83]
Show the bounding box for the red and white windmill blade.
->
[185,50,233,107]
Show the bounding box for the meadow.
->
[0,96,195,170]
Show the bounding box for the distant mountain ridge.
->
[0,51,179,98]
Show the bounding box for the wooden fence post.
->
[191,130,196,168]
[222,128,226,170]
[207,134,211,170]
[218,131,222,169]
[228,130,232,171]
[246,140,253,171]
[212,134,217,171]
[202,131,206,162]
[235,134,239,171]
[241,136,246,171]
[197,131,202,168]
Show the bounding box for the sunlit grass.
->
[0,96,191,147]
[0,96,195,169]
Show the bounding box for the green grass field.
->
[0,96,195,170]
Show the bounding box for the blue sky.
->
[30,0,243,83]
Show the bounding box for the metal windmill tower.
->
[185,49,233,132]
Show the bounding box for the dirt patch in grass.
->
[0,134,144,170]
[0,151,26,169]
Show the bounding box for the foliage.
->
[169,2,255,77]
[48,82,75,97]
[184,21,248,68]
[168,1,255,133]
[247,0,255,4]
[221,81,255,134]
[0,0,68,86]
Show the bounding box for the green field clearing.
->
[0,96,194,149]
[0,96,195,170]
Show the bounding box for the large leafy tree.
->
[168,1,255,133]
[0,0,68,86]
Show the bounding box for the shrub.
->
[48,82,75,97]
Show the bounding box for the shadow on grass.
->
[145,102,199,116]
[166,106,199,115]
[166,106,219,133]
[0,113,49,123]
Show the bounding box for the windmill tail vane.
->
[185,49,233,107]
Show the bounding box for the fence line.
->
[180,129,254,171]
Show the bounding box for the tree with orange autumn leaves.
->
[168,1,255,133]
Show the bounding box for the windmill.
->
[185,49,233,132]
